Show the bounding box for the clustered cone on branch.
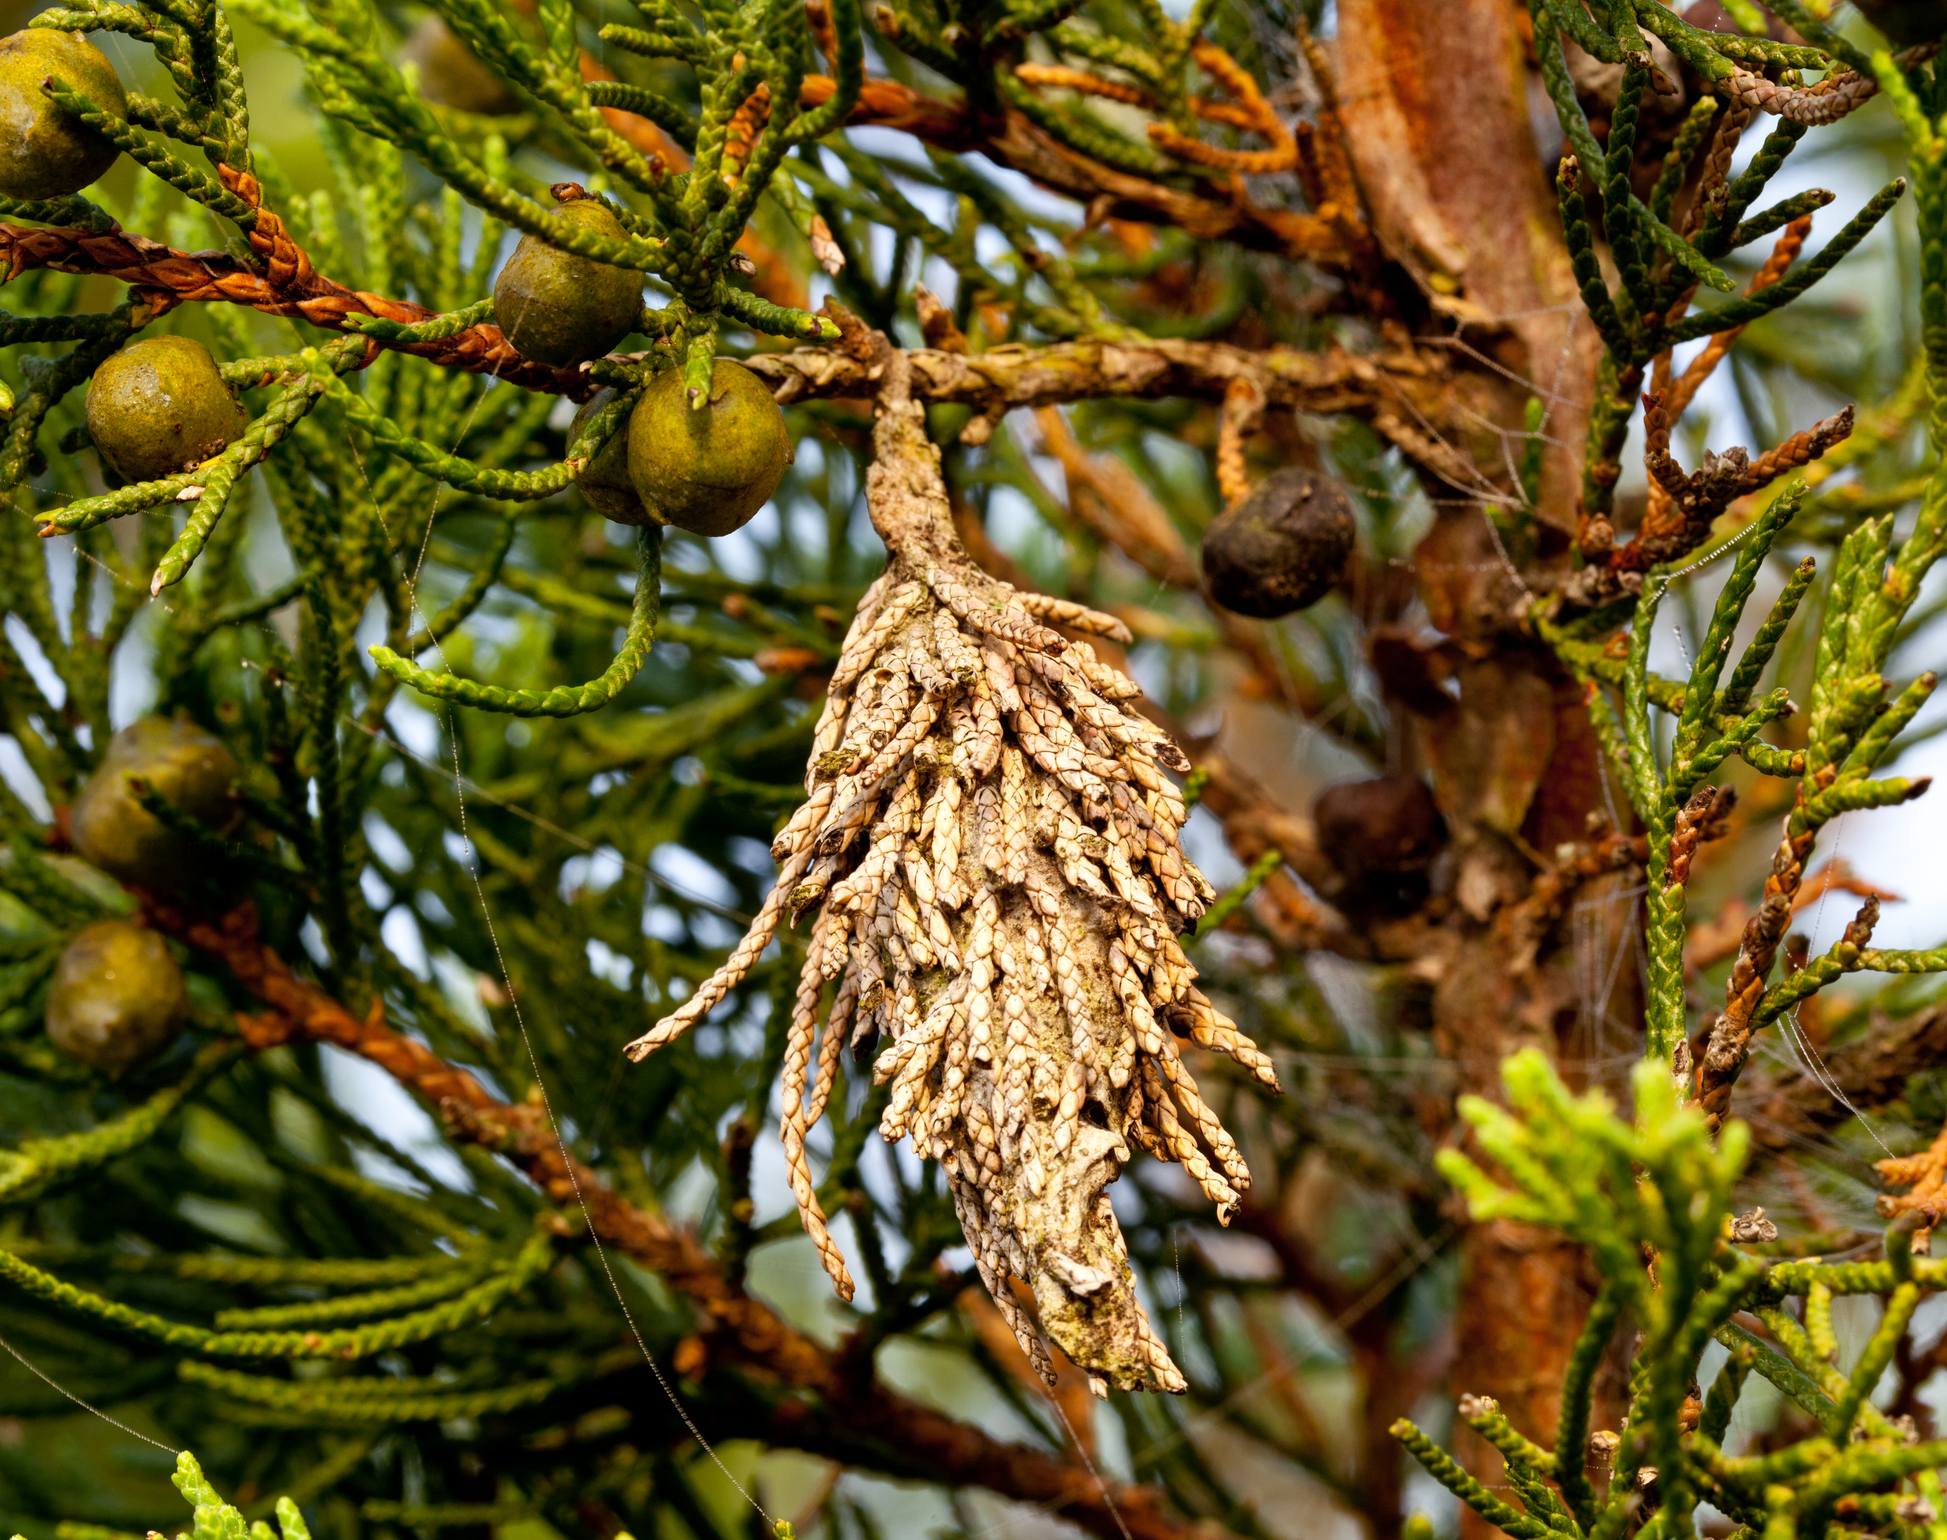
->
[626,339,1281,1393]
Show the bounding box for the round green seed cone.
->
[45,918,189,1076]
[570,387,649,523]
[492,198,642,367]
[626,360,789,538]
[69,717,239,891]
[0,28,125,200]
[85,336,248,482]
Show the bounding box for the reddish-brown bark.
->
[146,902,1195,1540]
[1330,1,1621,1525]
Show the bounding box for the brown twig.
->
[0,192,1461,439]
[1216,376,1264,509]
[1014,47,1291,141]
[1562,217,1848,608]
[1016,63,1151,107]
[1722,61,1892,126]
[1032,406,1199,587]
[979,107,1348,266]
[755,329,1464,482]
[1290,19,1385,287]
[1623,392,1853,575]
[1561,393,1854,610]
[0,177,584,396]
[1697,780,1834,1129]
[687,55,1351,271]
[1146,41,1300,176]
[1667,217,1810,422]
[147,901,1199,1540]
[723,82,774,177]
[1684,858,1895,974]
[1878,1120,1947,1250]
[748,337,1460,506]
[1666,785,1736,893]
[1639,217,1816,539]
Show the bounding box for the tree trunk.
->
[1331,0,1624,1521]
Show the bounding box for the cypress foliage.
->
[3,0,1947,1538]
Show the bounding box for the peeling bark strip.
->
[627,342,1280,1391]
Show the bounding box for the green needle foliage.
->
[1388,12,1947,1540]
[1400,1050,1947,1540]
[5,0,1947,1529]
[1401,1051,1947,1540]
[0,0,1408,1523]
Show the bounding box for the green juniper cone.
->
[626,358,788,536]
[0,28,124,200]
[68,717,239,890]
[491,194,642,367]
[398,15,516,115]
[569,386,647,523]
[83,336,247,482]
[44,917,190,1075]
[1200,466,1356,618]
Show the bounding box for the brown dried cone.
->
[1314,773,1444,911]
[1201,466,1355,620]
[626,342,1281,1392]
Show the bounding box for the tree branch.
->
[0,213,583,396]
[1737,1002,1947,1157]
[971,106,1350,266]
[147,901,1198,1540]
[750,333,1478,471]
[0,201,1479,469]
[801,80,1350,266]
